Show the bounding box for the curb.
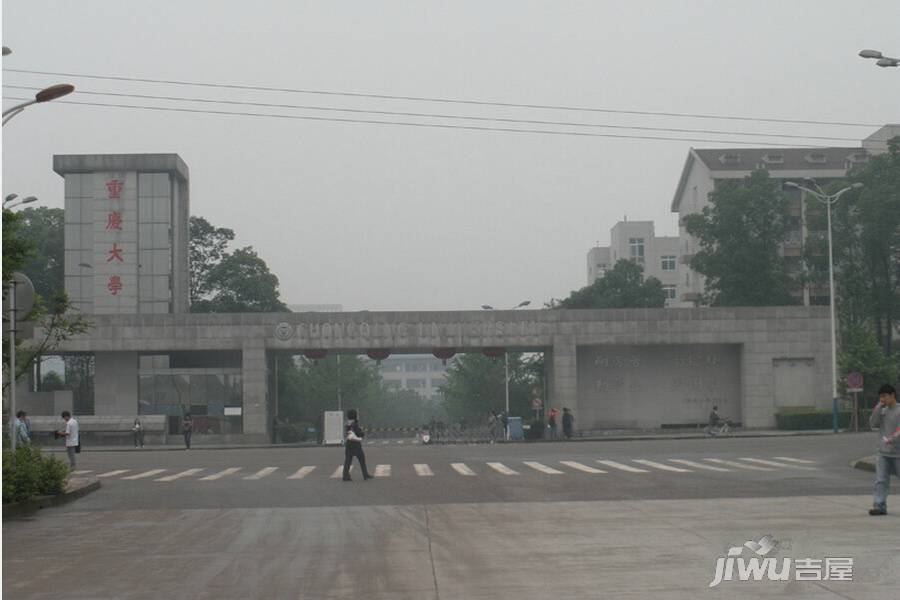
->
[2,477,101,520]
[851,456,877,473]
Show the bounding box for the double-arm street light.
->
[785,179,863,432]
[3,194,38,209]
[481,301,531,438]
[859,49,900,68]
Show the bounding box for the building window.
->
[662,285,677,299]
[661,256,676,271]
[629,238,645,263]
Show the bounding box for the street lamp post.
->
[785,180,863,433]
[859,49,900,68]
[3,196,38,210]
[2,83,75,126]
[481,301,531,439]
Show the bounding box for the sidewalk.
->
[36,428,845,453]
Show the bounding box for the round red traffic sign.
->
[846,372,864,390]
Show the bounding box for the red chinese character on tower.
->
[107,275,123,296]
[106,179,124,200]
[106,211,123,231]
[107,243,124,263]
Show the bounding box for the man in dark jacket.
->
[342,409,372,482]
[562,408,574,439]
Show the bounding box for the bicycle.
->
[705,419,733,437]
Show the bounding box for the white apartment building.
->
[670,124,900,306]
[377,354,449,401]
[586,220,680,306]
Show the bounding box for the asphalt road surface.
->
[5,433,897,599]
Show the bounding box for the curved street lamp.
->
[785,179,863,433]
[859,49,900,68]
[2,83,75,125]
[481,300,532,439]
[3,196,38,209]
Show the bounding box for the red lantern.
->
[432,347,456,366]
[303,349,328,361]
[483,347,506,359]
[366,348,391,365]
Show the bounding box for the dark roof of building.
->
[692,146,864,172]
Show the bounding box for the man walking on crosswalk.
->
[869,383,900,516]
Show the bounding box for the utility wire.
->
[2,84,862,143]
[3,67,881,128]
[1,95,827,146]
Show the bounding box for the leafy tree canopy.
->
[557,259,665,309]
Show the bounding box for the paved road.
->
[6,433,897,599]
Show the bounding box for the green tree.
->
[189,216,235,305]
[16,207,65,300]
[557,259,665,309]
[439,352,534,421]
[40,370,66,392]
[191,247,287,313]
[2,210,30,287]
[838,327,898,404]
[683,169,797,306]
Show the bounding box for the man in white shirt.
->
[57,411,80,469]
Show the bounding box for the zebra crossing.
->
[89,456,818,483]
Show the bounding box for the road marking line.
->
[374,464,391,477]
[287,466,316,480]
[524,461,564,474]
[451,463,476,476]
[71,470,94,475]
[560,461,606,474]
[487,462,519,475]
[331,465,351,478]
[122,469,167,480]
[199,467,241,481]
[96,470,131,478]
[633,459,692,473]
[243,467,278,480]
[596,460,649,473]
[704,458,773,471]
[669,459,730,472]
[773,456,817,464]
[414,463,434,476]
[740,458,816,470]
[381,441,390,445]
[155,468,203,482]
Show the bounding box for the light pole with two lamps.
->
[481,300,531,439]
[3,194,38,210]
[784,179,863,433]
[859,49,900,68]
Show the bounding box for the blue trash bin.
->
[507,416,524,441]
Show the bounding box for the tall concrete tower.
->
[54,154,190,314]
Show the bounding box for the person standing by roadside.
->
[56,411,79,470]
[132,417,145,448]
[182,413,193,450]
[342,409,371,482]
[562,407,574,439]
[548,407,560,441]
[14,410,31,446]
[868,384,900,516]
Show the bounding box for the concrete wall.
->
[94,352,138,414]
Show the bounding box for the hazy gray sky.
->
[3,1,898,311]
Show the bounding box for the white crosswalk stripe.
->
[669,459,731,472]
[633,459,692,473]
[524,461,564,475]
[740,458,816,470]
[96,470,131,478]
[71,470,94,475]
[772,456,817,465]
[374,464,391,477]
[705,458,773,471]
[487,462,519,475]
[596,460,649,473]
[332,465,351,478]
[243,467,278,480]
[414,464,434,476]
[122,469,167,480]
[287,466,316,480]
[199,467,241,481]
[451,463,476,476]
[559,461,606,474]
[156,468,203,482]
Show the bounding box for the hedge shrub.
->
[2,444,69,504]
[775,409,873,430]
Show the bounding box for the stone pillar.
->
[241,342,269,441]
[94,351,138,414]
[550,336,579,431]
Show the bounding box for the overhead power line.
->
[1,95,827,146]
[1,84,862,143]
[3,67,882,128]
